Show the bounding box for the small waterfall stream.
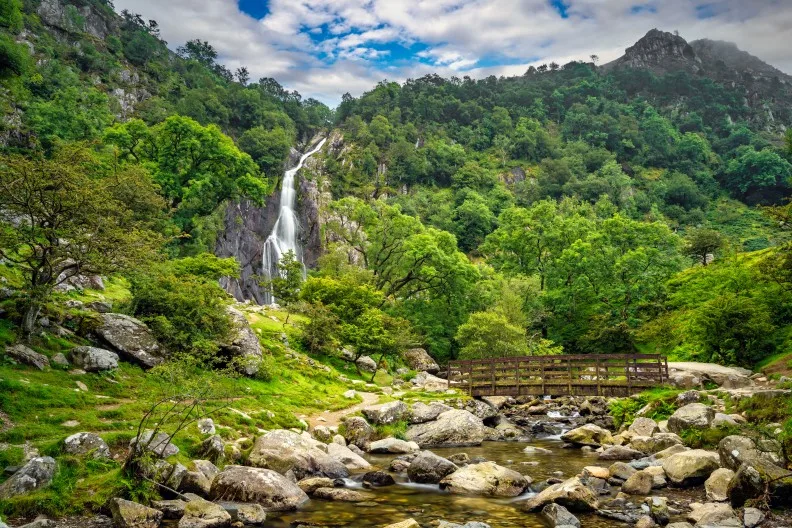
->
[261,138,327,304]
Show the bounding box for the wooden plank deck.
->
[447,354,668,397]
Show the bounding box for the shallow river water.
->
[264,438,704,528]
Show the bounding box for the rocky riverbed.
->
[2,376,791,528]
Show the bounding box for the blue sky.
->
[114,0,792,105]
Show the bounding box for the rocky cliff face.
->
[604,29,700,75]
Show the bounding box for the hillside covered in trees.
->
[1,0,791,375]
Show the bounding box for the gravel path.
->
[305,392,380,429]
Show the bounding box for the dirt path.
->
[305,392,380,429]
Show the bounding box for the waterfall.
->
[261,138,327,304]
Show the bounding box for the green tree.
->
[725,147,792,199]
[264,250,303,323]
[689,294,774,367]
[455,311,527,359]
[0,146,162,334]
[27,87,114,151]
[238,125,292,177]
[684,228,726,266]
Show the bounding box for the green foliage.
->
[128,255,239,359]
[609,388,681,428]
[0,33,28,79]
[263,250,303,316]
[27,87,113,151]
[680,425,743,450]
[238,125,292,177]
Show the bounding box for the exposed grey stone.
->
[5,344,49,370]
[0,456,56,499]
[63,432,110,459]
[96,313,166,368]
[407,451,458,484]
[68,346,119,372]
[210,465,309,511]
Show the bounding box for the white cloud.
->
[113,0,792,106]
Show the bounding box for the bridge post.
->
[626,357,632,394]
[516,360,521,397]
[468,362,473,396]
[596,356,601,396]
[490,361,496,395]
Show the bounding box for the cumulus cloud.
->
[113,0,792,105]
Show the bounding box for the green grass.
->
[609,387,682,428]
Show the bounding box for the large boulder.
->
[68,346,119,372]
[178,497,231,528]
[718,435,792,506]
[5,344,50,370]
[247,429,348,479]
[216,502,266,525]
[368,438,420,454]
[311,487,374,502]
[209,465,309,511]
[218,307,263,376]
[439,462,528,497]
[628,418,660,437]
[541,503,581,528]
[63,432,110,459]
[409,401,452,424]
[410,371,449,392]
[629,433,683,454]
[705,468,735,502]
[598,446,645,461]
[667,362,752,389]
[465,400,498,421]
[0,457,57,499]
[407,451,458,484]
[361,401,409,425]
[96,313,167,368]
[405,410,488,447]
[521,476,599,512]
[622,471,653,495]
[109,498,163,528]
[403,348,440,374]
[326,442,370,470]
[667,403,714,434]
[661,449,720,486]
[342,416,373,449]
[560,424,613,447]
[356,355,377,373]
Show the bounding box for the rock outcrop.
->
[403,348,440,373]
[209,465,309,510]
[405,410,488,447]
[219,307,263,376]
[95,314,166,368]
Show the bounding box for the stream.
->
[264,438,704,528]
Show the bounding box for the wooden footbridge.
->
[447,354,669,397]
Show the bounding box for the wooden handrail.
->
[446,353,667,397]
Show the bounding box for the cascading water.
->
[261,138,327,304]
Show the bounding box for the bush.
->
[0,34,28,79]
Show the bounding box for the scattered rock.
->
[622,471,653,495]
[405,410,488,447]
[178,497,231,528]
[521,476,599,512]
[704,468,735,502]
[608,462,637,481]
[629,433,683,454]
[219,307,264,376]
[410,371,449,392]
[298,477,335,494]
[327,442,371,470]
[440,461,528,497]
[130,430,179,458]
[662,449,720,486]
[152,499,186,520]
[68,346,119,372]
[200,435,225,463]
[63,432,110,459]
[356,355,377,373]
[197,419,215,435]
[541,503,580,527]
[718,435,792,505]
[403,348,440,373]
[362,471,396,487]
[409,401,452,424]
[646,496,669,525]
[51,353,69,367]
[362,401,409,425]
[312,487,374,502]
[96,314,166,368]
[582,466,610,480]
[561,424,614,447]
[742,507,765,528]
[368,438,420,454]
[343,416,373,449]
[209,465,309,511]
[407,451,458,484]
[667,403,714,435]
[598,445,645,461]
[217,502,266,525]
[109,498,163,528]
[382,520,420,528]
[0,456,57,499]
[629,417,660,437]
[5,344,49,370]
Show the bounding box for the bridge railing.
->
[447,354,668,397]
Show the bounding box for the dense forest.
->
[1,0,792,377]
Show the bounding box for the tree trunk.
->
[22,302,41,336]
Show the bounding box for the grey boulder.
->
[68,346,119,372]
[96,313,167,368]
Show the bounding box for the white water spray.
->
[261,138,326,304]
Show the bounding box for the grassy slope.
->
[0,278,409,518]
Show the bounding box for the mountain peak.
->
[603,29,701,74]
